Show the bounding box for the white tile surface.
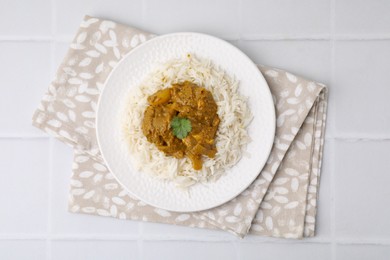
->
[238,41,331,85]
[336,244,390,260]
[0,0,51,36]
[142,221,236,240]
[335,0,390,35]
[335,141,390,238]
[51,240,138,260]
[0,240,46,260]
[143,0,239,39]
[50,139,140,235]
[238,40,336,138]
[0,139,49,233]
[334,41,390,135]
[241,0,330,36]
[240,242,331,260]
[55,0,144,35]
[0,42,51,136]
[143,241,238,260]
[1,0,390,259]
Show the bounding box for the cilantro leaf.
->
[171,117,192,139]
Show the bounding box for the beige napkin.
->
[32,16,328,238]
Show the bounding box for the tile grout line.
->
[138,223,144,260]
[237,0,243,43]
[2,233,390,245]
[329,140,336,259]
[241,34,331,41]
[2,34,390,42]
[334,34,390,40]
[46,0,57,259]
[0,36,53,41]
[329,137,390,142]
[0,135,49,139]
[330,0,336,259]
[242,34,390,41]
[236,1,243,258]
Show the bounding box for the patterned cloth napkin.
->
[32,16,328,238]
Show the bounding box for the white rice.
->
[122,54,252,187]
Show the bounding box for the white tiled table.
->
[1,0,389,259]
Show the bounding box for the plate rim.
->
[96,32,276,212]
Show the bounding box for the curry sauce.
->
[142,81,220,170]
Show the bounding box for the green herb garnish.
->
[171,116,192,139]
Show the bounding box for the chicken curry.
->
[142,81,220,170]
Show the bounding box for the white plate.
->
[96,33,275,212]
